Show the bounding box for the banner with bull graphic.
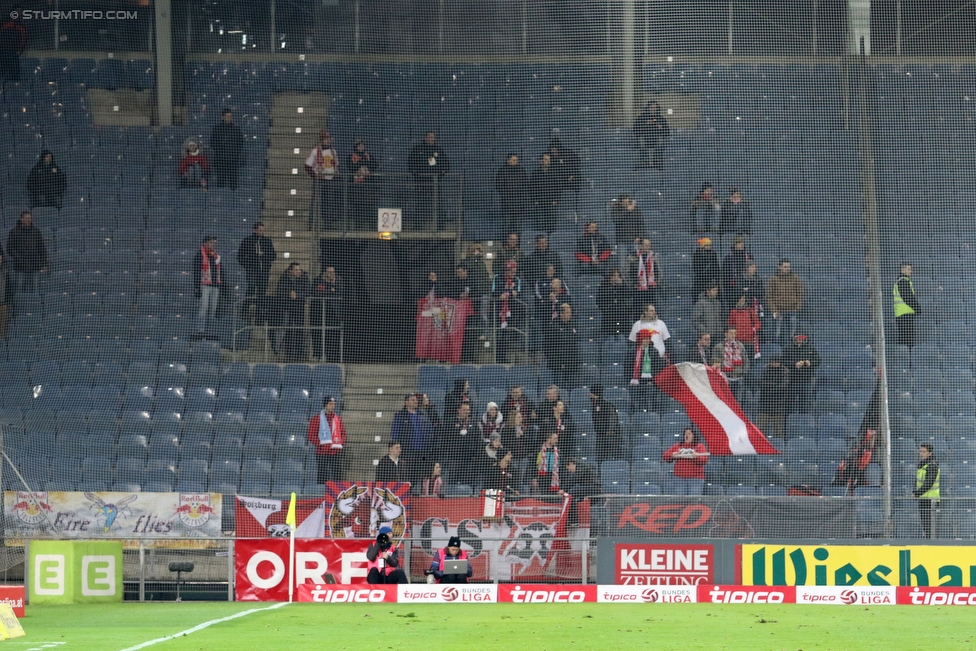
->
[3,491,221,539]
[235,482,410,542]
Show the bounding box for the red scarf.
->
[499,275,515,328]
[350,151,371,183]
[722,339,743,373]
[422,476,442,497]
[538,443,559,490]
[637,252,657,290]
[200,246,221,286]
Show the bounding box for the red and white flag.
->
[415,295,473,365]
[655,362,779,456]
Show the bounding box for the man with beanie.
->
[307,396,346,483]
[780,331,821,414]
[367,525,407,584]
[27,150,67,211]
[893,262,921,348]
[192,235,221,339]
[430,535,472,584]
[766,258,805,345]
[692,237,722,298]
[914,443,940,538]
[305,130,341,229]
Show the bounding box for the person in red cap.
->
[305,130,340,229]
[491,259,523,363]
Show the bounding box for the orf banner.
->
[601,496,855,539]
[411,494,583,582]
[235,482,409,541]
[235,538,377,601]
[416,295,473,365]
[5,491,221,539]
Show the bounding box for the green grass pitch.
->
[12,602,976,651]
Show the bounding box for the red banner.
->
[296,584,398,603]
[614,544,713,585]
[498,584,597,603]
[410,494,585,582]
[235,538,376,601]
[697,584,796,604]
[0,586,24,617]
[416,295,473,364]
[898,587,976,606]
[235,482,409,542]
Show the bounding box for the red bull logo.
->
[10,492,52,525]
[176,494,215,528]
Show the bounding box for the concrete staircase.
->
[340,363,419,481]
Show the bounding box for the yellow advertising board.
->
[741,545,976,587]
[0,604,25,639]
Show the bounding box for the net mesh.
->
[0,1,971,545]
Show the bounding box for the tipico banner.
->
[3,491,221,539]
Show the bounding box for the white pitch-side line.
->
[118,602,290,651]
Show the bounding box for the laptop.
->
[443,559,469,575]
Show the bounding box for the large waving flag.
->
[655,362,779,455]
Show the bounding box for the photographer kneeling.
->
[366,525,408,584]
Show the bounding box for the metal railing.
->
[232,295,344,363]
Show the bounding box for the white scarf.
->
[318,410,333,445]
[637,252,657,290]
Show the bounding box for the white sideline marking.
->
[25,643,66,650]
[118,602,289,651]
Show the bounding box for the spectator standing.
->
[477,433,508,488]
[690,183,721,232]
[624,238,663,313]
[780,332,821,413]
[633,100,670,170]
[628,304,672,364]
[236,222,277,314]
[496,233,524,269]
[420,462,444,497]
[210,108,245,189]
[545,303,579,389]
[274,262,310,361]
[574,221,613,274]
[766,258,805,345]
[712,326,749,402]
[693,283,724,343]
[597,269,633,337]
[893,262,921,348]
[418,393,441,431]
[27,150,67,211]
[305,130,341,229]
[6,211,47,310]
[390,394,435,478]
[727,294,762,359]
[444,379,472,418]
[562,458,600,526]
[479,402,504,443]
[492,260,525,363]
[538,385,561,422]
[914,443,940,539]
[530,153,561,232]
[309,265,344,362]
[722,236,753,306]
[590,383,622,464]
[534,431,562,494]
[687,331,714,365]
[628,303,671,411]
[692,237,722,298]
[718,186,753,235]
[738,261,766,338]
[538,400,573,460]
[461,243,490,301]
[376,441,408,484]
[439,402,477,486]
[0,10,26,83]
[191,235,220,339]
[631,329,664,411]
[548,138,582,195]
[366,526,407,584]
[757,357,789,438]
[503,385,536,423]
[408,131,452,229]
[495,153,528,235]
[536,275,571,327]
[522,235,563,290]
[347,139,379,228]
[611,194,644,246]
[662,428,709,480]
[178,140,209,189]
[306,396,346,483]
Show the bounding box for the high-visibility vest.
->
[435,547,469,572]
[367,545,398,575]
[893,276,916,317]
[916,462,940,499]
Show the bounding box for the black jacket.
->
[591,397,619,437]
[365,542,401,568]
[895,276,922,315]
[275,271,311,313]
[444,380,472,419]
[409,141,451,175]
[27,155,67,205]
[530,164,562,210]
[611,205,644,246]
[563,463,600,499]
[634,106,670,142]
[522,248,564,287]
[495,163,528,211]
[914,457,940,498]
[237,233,277,276]
[545,318,579,374]
[759,363,790,416]
[6,221,48,273]
[210,121,245,165]
[780,341,822,385]
[375,456,408,483]
[596,279,633,336]
[549,139,581,193]
[692,248,722,297]
[311,275,344,323]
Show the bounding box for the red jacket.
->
[307,411,346,456]
[662,443,708,479]
[179,153,210,175]
[727,307,761,355]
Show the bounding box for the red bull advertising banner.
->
[3,491,221,539]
